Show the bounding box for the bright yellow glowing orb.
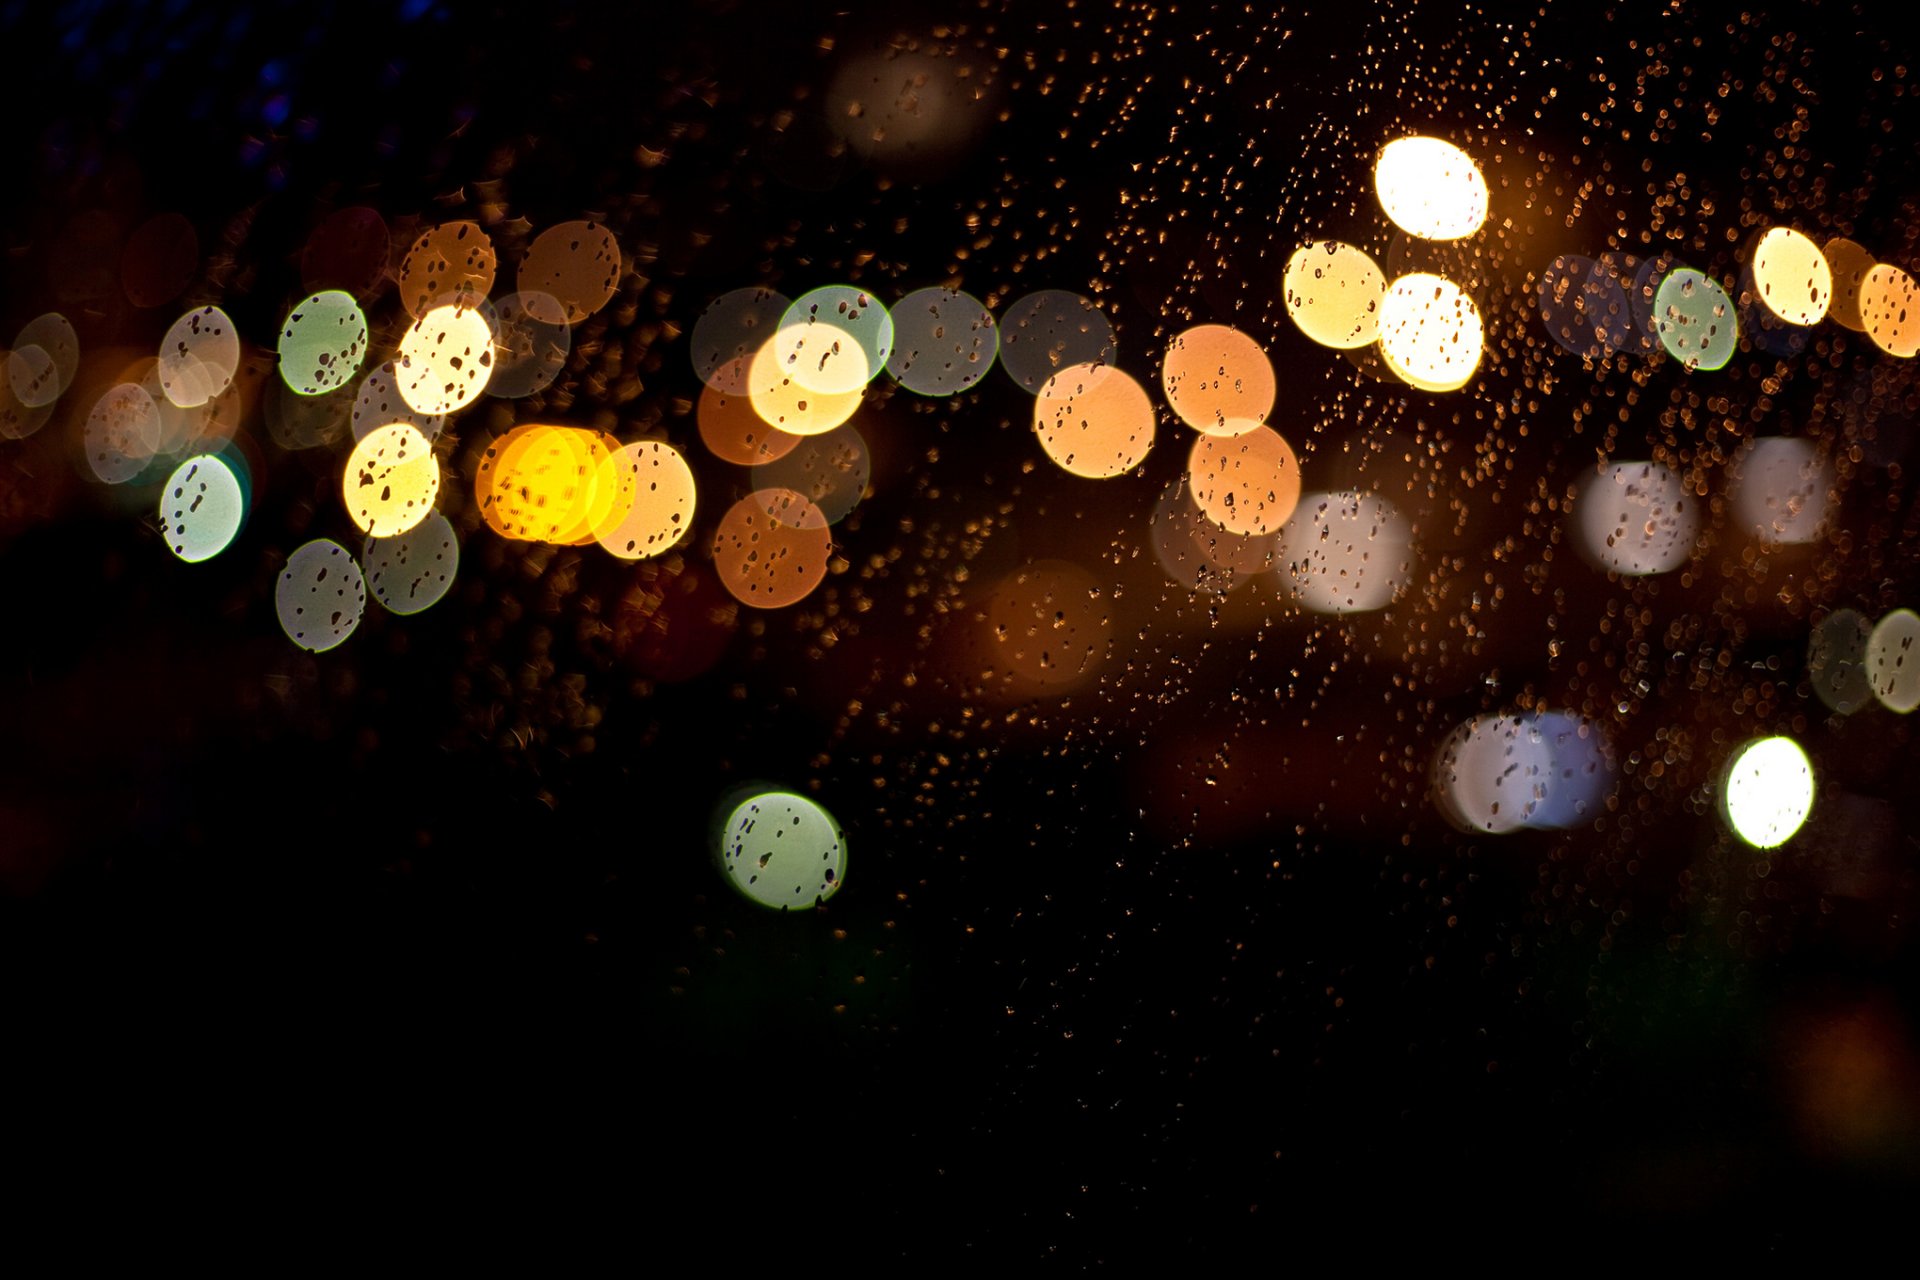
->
[1188,424,1301,536]
[1751,228,1832,326]
[344,422,439,537]
[1722,736,1815,849]
[1283,241,1386,349]
[474,424,607,543]
[396,304,496,415]
[1374,137,1488,241]
[745,338,863,437]
[1377,273,1484,392]
[595,440,698,560]
[1860,264,1920,358]
[1033,363,1155,479]
[1161,324,1274,437]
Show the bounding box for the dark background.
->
[3,0,1918,1259]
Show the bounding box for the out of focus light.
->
[1654,268,1737,370]
[364,509,459,615]
[1867,608,1920,713]
[10,312,81,408]
[1034,363,1155,479]
[1821,238,1875,332]
[886,286,998,395]
[1809,608,1874,716]
[595,440,698,560]
[998,290,1117,393]
[1275,491,1413,614]
[690,287,790,395]
[275,538,367,653]
[351,361,445,442]
[751,422,869,526]
[157,305,240,408]
[776,286,893,395]
[343,423,439,537]
[1161,324,1274,437]
[746,337,864,437]
[84,383,162,484]
[395,303,496,415]
[1432,712,1613,833]
[159,453,245,562]
[1751,227,1832,325]
[1859,264,1920,358]
[474,424,611,543]
[1377,273,1484,392]
[1573,460,1699,576]
[711,489,833,608]
[1283,241,1385,349]
[485,292,571,399]
[1188,425,1301,536]
[716,790,847,911]
[516,220,622,323]
[1722,736,1815,848]
[985,560,1112,692]
[397,220,497,318]
[1374,136,1488,241]
[697,362,802,465]
[278,290,369,396]
[1151,480,1273,593]
[1732,437,1830,544]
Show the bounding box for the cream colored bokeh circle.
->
[1751,227,1831,326]
[595,440,698,560]
[343,422,439,537]
[1377,273,1484,392]
[1283,241,1386,349]
[1374,137,1488,241]
[745,337,863,437]
[396,304,496,415]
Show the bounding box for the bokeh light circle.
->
[745,337,863,437]
[275,539,367,653]
[711,489,833,608]
[485,292,572,399]
[1867,608,1920,713]
[775,286,893,395]
[1808,608,1875,716]
[157,305,240,409]
[1722,736,1815,849]
[1283,241,1386,349]
[1731,437,1830,545]
[717,791,847,911]
[159,453,245,562]
[364,509,459,615]
[516,220,622,323]
[1034,363,1156,479]
[886,286,999,395]
[1161,324,1274,437]
[1374,136,1488,241]
[1573,461,1700,576]
[1751,227,1832,326]
[1859,264,1920,358]
[750,422,870,525]
[998,290,1117,393]
[9,312,81,409]
[1820,238,1875,332]
[84,383,163,484]
[395,304,496,415]
[690,287,791,395]
[1654,268,1738,371]
[1274,491,1414,614]
[697,363,802,465]
[1188,425,1301,536]
[278,290,369,396]
[1432,713,1613,834]
[1377,273,1484,392]
[985,560,1113,693]
[595,440,698,560]
[397,221,497,318]
[343,423,440,537]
